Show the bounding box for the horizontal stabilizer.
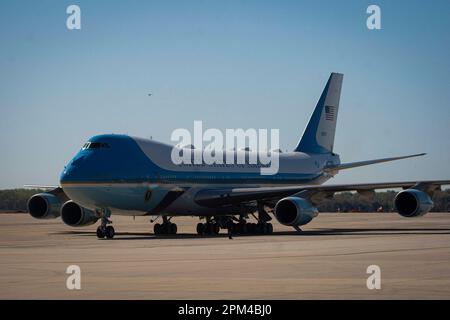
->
[324,153,426,172]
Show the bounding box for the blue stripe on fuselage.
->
[60,134,324,185]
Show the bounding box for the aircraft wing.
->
[24,184,60,190]
[24,185,69,202]
[194,180,450,207]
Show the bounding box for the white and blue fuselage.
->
[60,134,340,216]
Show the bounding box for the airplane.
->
[26,72,450,239]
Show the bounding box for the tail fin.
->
[294,72,343,154]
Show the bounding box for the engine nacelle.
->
[27,193,61,219]
[274,197,319,226]
[394,189,433,217]
[61,201,99,227]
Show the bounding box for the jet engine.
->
[27,193,61,219]
[274,197,319,226]
[394,189,433,217]
[61,201,99,227]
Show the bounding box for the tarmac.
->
[1,212,450,299]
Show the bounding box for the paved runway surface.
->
[1,212,450,299]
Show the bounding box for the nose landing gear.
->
[97,225,115,239]
[96,209,115,239]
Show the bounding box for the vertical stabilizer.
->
[294,72,343,154]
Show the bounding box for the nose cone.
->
[60,154,87,184]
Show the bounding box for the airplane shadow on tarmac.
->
[56,228,450,240]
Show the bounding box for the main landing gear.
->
[230,221,273,235]
[96,209,115,239]
[196,221,220,235]
[195,216,274,236]
[154,216,178,235]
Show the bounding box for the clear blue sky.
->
[0,0,449,188]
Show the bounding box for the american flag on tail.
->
[325,105,335,121]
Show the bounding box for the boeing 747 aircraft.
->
[27,73,450,239]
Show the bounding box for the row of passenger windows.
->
[82,142,110,150]
[178,163,268,168]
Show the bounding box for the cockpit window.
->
[82,142,110,150]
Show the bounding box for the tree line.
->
[0,189,46,212]
[316,190,450,212]
[0,188,449,213]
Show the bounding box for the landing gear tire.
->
[170,223,178,235]
[213,223,220,235]
[105,226,115,239]
[207,223,215,235]
[227,221,234,235]
[154,223,162,235]
[96,226,105,239]
[197,223,205,235]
